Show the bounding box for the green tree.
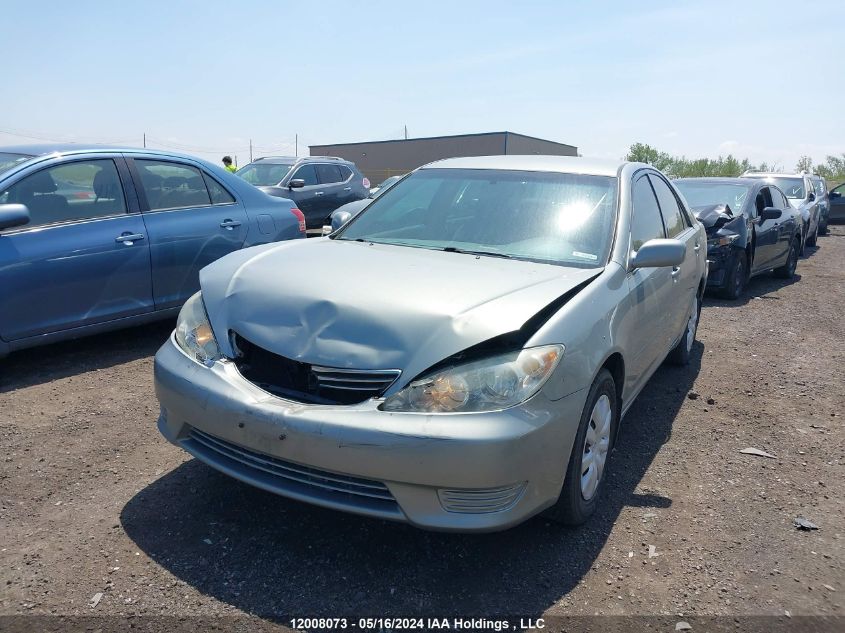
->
[796,156,813,173]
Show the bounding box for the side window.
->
[203,173,235,205]
[0,159,126,228]
[761,187,774,208]
[648,175,688,238]
[135,160,211,211]
[337,165,352,181]
[291,164,318,186]
[315,164,343,184]
[770,188,786,208]
[630,175,666,251]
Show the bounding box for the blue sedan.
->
[0,145,305,356]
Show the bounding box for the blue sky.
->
[3,0,842,169]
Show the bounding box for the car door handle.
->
[219,219,242,229]
[693,242,700,252]
[671,266,681,278]
[343,187,352,191]
[314,191,325,196]
[115,233,145,244]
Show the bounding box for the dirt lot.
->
[1,228,843,630]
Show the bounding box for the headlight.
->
[382,345,563,413]
[707,234,740,247]
[174,292,220,365]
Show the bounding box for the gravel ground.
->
[1,227,843,629]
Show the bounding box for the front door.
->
[130,158,248,310]
[624,174,674,391]
[0,157,153,341]
[286,164,323,229]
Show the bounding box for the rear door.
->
[649,174,699,340]
[129,157,248,310]
[0,156,153,341]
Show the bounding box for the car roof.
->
[251,155,351,165]
[743,171,807,178]
[420,155,630,177]
[675,177,762,186]
[0,143,204,163]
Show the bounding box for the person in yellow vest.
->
[222,156,237,173]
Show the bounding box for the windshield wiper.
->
[442,246,512,259]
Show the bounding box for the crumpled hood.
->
[200,239,600,385]
[693,204,734,230]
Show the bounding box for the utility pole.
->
[143,133,146,148]
[404,125,408,140]
[295,133,298,157]
[249,139,253,162]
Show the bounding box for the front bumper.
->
[704,244,739,288]
[154,336,586,532]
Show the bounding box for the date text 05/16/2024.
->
[289,617,546,631]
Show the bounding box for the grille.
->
[184,428,401,516]
[438,483,526,514]
[232,334,400,405]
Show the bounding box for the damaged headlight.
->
[174,292,220,365]
[382,345,563,413]
[707,234,740,248]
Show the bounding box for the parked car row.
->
[0,144,305,355]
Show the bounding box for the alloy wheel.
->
[581,394,612,501]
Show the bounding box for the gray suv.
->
[236,156,369,232]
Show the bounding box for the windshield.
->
[235,162,293,186]
[747,176,805,199]
[336,168,618,268]
[0,152,34,176]
[674,181,749,213]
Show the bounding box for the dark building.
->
[309,131,578,184]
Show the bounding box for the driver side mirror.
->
[289,179,306,189]
[0,203,30,231]
[331,210,353,232]
[630,238,685,270]
[759,207,782,222]
[807,192,816,202]
[831,191,842,199]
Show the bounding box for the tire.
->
[668,293,700,366]
[543,369,618,526]
[774,236,799,279]
[819,220,828,236]
[806,224,818,247]
[719,251,747,300]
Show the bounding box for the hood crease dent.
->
[200,239,602,390]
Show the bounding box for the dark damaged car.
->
[674,178,802,299]
[154,156,707,531]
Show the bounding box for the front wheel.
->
[774,237,799,279]
[818,220,828,236]
[668,294,700,366]
[543,369,618,526]
[719,251,746,300]
[806,224,818,247]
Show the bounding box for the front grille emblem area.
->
[231,333,401,405]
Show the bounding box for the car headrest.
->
[93,169,119,199]
[18,170,58,195]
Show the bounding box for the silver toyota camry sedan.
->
[154,155,707,532]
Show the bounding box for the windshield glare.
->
[674,182,749,213]
[0,152,33,176]
[748,176,805,199]
[235,162,293,186]
[336,169,618,268]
